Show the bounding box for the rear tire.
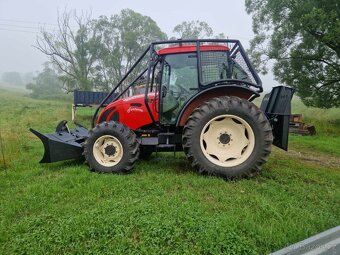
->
[84,121,139,173]
[182,96,272,179]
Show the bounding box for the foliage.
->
[36,11,100,92]
[26,64,67,100]
[245,0,340,108]
[22,72,34,85]
[172,20,225,39]
[173,20,213,39]
[36,9,167,92]
[92,9,167,91]
[1,72,23,86]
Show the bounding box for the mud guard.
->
[260,86,294,151]
[30,121,89,163]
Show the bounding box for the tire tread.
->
[183,96,273,179]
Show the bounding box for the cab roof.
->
[158,45,229,55]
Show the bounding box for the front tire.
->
[182,96,273,179]
[84,121,139,173]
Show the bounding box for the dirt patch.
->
[286,149,340,169]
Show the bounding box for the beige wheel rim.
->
[93,135,123,167]
[200,114,255,167]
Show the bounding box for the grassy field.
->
[0,87,339,254]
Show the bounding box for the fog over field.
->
[0,0,278,91]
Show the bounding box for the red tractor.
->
[30,39,293,179]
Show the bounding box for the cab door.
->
[160,53,199,124]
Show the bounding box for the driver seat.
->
[162,92,179,113]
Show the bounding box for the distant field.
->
[0,87,339,254]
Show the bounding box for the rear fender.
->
[260,86,294,150]
[176,85,259,126]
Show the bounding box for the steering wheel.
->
[178,84,190,94]
[169,85,179,98]
[169,84,190,98]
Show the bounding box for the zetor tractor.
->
[30,39,293,179]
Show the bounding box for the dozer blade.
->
[29,124,88,163]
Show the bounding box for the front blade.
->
[30,128,86,163]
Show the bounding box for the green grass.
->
[289,134,340,156]
[0,88,339,254]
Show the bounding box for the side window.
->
[160,53,198,124]
[230,58,251,82]
[132,61,162,95]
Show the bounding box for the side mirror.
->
[156,71,162,84]
[162,85,167,97]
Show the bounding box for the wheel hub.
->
[104,145,116,156]
[219,132,231,145]
[93,135,123,167]
[200,114,255,167]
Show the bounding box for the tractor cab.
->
[158,45,251,124]
[96,41,260,130]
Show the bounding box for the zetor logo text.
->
[127,107,144,113]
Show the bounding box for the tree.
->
[172,20,225,39]
[92,9,167,91]
[173,20,213,39]
[36,9,167,92]
[26,63,65,99]
[1,72,23,86]
[22,72,34,85]
[245,0,340,108]
[36,11,100,92]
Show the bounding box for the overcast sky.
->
[0,0,278,90]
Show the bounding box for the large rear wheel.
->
[84,121,139,173]
[182,96,273,179]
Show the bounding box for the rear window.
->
[201,51,252,85]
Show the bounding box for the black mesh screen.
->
[232,50,256,84]
[199,43,257,86]
[201,51,229,84]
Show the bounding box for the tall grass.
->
[291,96,340,135]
